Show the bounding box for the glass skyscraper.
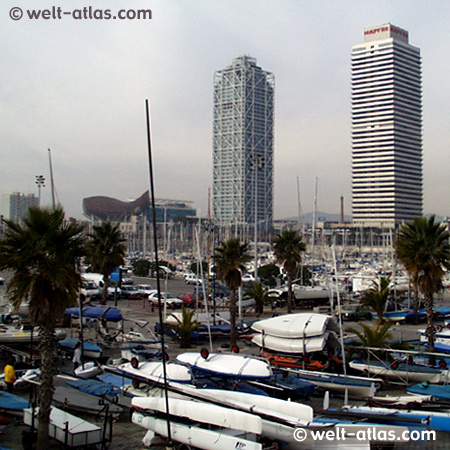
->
[213,55,274,232]
[352,24,423,227]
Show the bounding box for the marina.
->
[1,265,450,449]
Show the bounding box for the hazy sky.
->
[1,1,449,220]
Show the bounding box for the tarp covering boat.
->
[65,378,120,398]
[64,306,122,322]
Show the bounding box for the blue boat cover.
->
[0,391,29,411]
[98,373,133,388]
[65,378,120,397]
[65,306,122,322]
[58,337,102,353]
[408,382,450,401]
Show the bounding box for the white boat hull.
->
[251,313,336,339]
[132,396,262,434]
[132,412,262,450]
[349,360,445,383]
[252,332,330,354]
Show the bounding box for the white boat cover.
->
[251,313,338,338]
[176,352,272,379]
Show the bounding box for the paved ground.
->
[1,276,450,449]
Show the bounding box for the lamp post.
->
[35,175,45,207]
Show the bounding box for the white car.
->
[184,274,204,285]
[242,274,255,283]
[148,291,184,308]
[136,284,155,295]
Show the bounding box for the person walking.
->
[4,357,17,393]
[72,342,82,371]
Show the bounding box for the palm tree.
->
[0,207,85,448]
[273,229,306,313]
[214,238,251,348]
[244,281,268,316]
[346,321,394,360]
[395,216,450,355]
[86,222,126,304]
[346,321,412,361]
[168,307,200,348]
[360,276,391,325]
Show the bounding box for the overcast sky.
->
[1,0,449,221]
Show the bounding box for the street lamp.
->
[35,175,45,207]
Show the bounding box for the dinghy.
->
[284,368,381,398]
[111,360,193,384]
[252,331,338,354]
[349,359,448,384]
[251,313,338,339]
[175,351,272,379]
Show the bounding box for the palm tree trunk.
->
[413,283,419,325]
[37,326,56,449]
[425,293,436,365]
[229,289,237,347]
[287,273,293,314]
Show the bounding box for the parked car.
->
[338,304,372,321]
[242,273,256,283]
[148,292,184,308]
[136,284,155,296]
[184,274,204,285]
[107,286,122,299]
[120,285,143,299]
[177,293,202,308]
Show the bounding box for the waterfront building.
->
[351,24,423,227]
[212,55,274,233]
[1,192,39,223]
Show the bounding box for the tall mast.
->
[48,148,56,210]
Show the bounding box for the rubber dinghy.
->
[175,351,272,379]
[131,397,263,450]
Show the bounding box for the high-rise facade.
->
[352,24,423,227]
[213,55,274,232]
[1,192,39,223]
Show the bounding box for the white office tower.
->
[213,56,274,232]
[352,24,423,227]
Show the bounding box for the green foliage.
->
[257,264,280,287]
[0,206,86,447]
[132,259,151,277]
[167,307,200,348]
[244,281,269,315]
[189,261,208,276]
[346,321,412,360]
[396,215,450,354]
[214,238,252,347]
[86,222,126,302]
[361,276,392,325]
[273,229,306,313]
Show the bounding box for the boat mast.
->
[144,100,172,445]
[48,148,56,210]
